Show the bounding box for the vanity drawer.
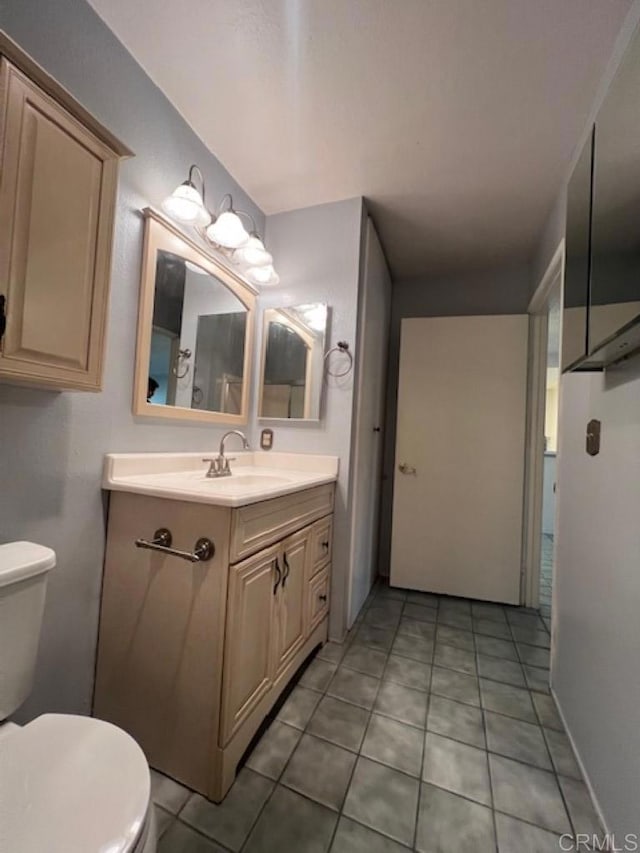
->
[308,567,330,632]
[230,483,335,563]
[310,516,333,576]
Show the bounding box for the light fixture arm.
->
[235,209,259,235]
[216,193,234,215]
[187,164,207,208]
[215,196,260,237]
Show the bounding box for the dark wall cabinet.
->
[563,26,640,371]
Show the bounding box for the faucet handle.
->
[202,457,220,477]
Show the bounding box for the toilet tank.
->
[0,542,56,720]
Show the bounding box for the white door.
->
[348,219,392,624]
[390,315,528,604]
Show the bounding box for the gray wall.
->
[255,198,365,640]
[379,264,532,572]
[0,0,264,722]
[530,2,640,835]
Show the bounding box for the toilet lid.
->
[0,714,150,853]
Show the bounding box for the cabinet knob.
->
[319,593,327,602]
[321,540,330,550]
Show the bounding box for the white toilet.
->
[0,541,157,853]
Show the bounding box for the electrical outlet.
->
[260,428,274,450]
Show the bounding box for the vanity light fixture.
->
[162,165,280,285]
[232,233,273,268]
[246,264,280,287]
[161,165,211,227]
[205,195,250,249]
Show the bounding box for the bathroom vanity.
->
[94,452,337,801]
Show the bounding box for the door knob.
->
[398,463,417,475]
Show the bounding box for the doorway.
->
[523,240,564,623]
[539,292,561,623]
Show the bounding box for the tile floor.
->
[540,533,554,622]
[152,580,603,852]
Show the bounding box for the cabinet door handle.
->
[273,557,282,595]
[0,295,6,343]
[282,552,290,588]
[319,594,327,602]
[321,540,330,551]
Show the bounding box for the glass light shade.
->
[162,182,211,226]
[246,264,280,286]
[206,211,250,249]
[233,235,273,268]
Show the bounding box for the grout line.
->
[413,594,436,851]
[324,581,393,852]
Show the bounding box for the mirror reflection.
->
[148,251,247,414]
[258,304,328,420]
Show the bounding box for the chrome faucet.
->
[203,430,250,478]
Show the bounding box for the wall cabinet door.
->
[590,36,640,357]
[562,127,593,372]
[274,529,309,677]
[220,544,279,745]
[0,58,123,390]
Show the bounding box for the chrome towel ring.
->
[324,340,353,378]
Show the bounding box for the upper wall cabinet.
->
[563,25,640,371]
[0,34,131,391]
[590,35,640,362]
[133,209,256,425]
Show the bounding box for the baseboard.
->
[550,684,611,837]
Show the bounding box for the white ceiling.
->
[87,0,632,278]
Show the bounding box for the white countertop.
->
[103,451,339,507]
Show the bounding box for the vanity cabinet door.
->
[274,529,309,678]
[0,58,122,390]
[220,544,279,745]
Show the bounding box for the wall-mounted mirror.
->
[134,209,256,423]
[258,304,328,421]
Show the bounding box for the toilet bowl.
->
[0,541,157,853]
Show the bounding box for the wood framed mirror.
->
[258,303,329,421]
[134,208,257,424]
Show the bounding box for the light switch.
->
[586,419,601,456]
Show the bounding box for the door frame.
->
[521,239,565,607]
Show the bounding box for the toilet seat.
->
[0,713,151,853]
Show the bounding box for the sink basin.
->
[188,470,296,488]
[102,451,339,507]
[194,472,295,489]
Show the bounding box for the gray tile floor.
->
[540,533,553,624]
[152,581,603,852]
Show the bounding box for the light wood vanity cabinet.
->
[95,483,334,801]
[0,36,131,391]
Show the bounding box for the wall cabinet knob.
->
[319,594,327,602]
